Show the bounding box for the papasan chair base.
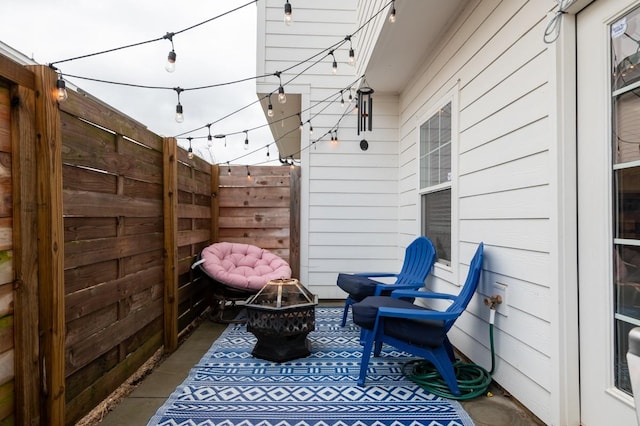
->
[192,242,292,323]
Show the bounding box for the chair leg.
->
[357,329,375,386]
[341,297,353,327]
[431,346,461,396]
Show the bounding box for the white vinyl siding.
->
[259,0,573,423]
[392,1,556,424]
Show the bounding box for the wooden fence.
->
[0,60,300,425]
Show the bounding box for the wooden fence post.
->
[163,137,178,353]
[10,70,41,424]
[211,164,219,243]
[28,65,65,425]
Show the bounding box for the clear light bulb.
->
[332,60,338,74]
[284,1,292,25]
[389,7,396,23]
[188,149,194,159]
[268,103,274,117]
[165,50,176,73]
[348,48,356,66]
[56,78,68,101]
[278,86,286,104]
[175,104,184,123]
[244,137,249,150]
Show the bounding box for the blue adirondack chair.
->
[351,242,484,396]
[336,236,437,327]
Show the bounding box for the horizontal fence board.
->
[219,207,290,218]
[64,233,163,269]
[63,189,162,218]
[65,330,162,425]
[218,215,290,228]
[61,90,162,153]
[178,204,211,219]
[65,265,163,321]
[65,299,163,376]
[219,187,290,207]
[62,165,117,194]
[177,229,211,247]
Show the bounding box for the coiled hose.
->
[403,321,496,400]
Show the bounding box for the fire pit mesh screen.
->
[246,307,315,336]
[245,278,318,339]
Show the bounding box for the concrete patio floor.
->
[94,304,545,426]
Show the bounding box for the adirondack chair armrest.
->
[353,272,398,278]
[391,289,457,301]
[377,306,458,321]
[374,283,425,296]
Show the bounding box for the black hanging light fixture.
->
[284,1,292,25]
[56,74,68,101]
[174,87,184,123]
[164,32,177,72]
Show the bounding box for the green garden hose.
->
[403,322,496,400]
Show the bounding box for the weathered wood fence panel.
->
[218,165,300,276]
[60,89,166,424]
[0,60,299,424]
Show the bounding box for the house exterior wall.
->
[258,0,579,424]
[361,1,569,424]
[257,0,407,299]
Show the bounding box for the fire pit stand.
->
[245,278,318,362]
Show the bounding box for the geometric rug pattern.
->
[147,306,474,426]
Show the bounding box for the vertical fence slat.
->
[163,138,178,353]
[29,64,65,425]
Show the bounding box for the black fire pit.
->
[245,278,318,362]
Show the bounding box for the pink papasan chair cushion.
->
[200,242,292,291]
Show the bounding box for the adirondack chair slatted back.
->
[444,242,484,331]
[396,236,436,284]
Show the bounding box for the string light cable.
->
[181,76,364,164]
[543,0,576,44]
[53,0,393,135]
[48,0,259,67]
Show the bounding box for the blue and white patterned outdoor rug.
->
[147,306,474,426]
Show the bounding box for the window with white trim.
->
[419,102,452,265]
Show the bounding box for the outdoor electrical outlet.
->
[492,282,509,316]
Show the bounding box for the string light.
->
[329,50,338,74]
[340,90,345,107]
[174,87,184,123]
[276,72,287,104]
[227,162,232,175]
[164,32,177,73]
[206,124,213,147]
[345,35,356,66]
[187,137,194,159]
[389,0,397,23]
[298,114,304,131]
[267,94,274,117]
[244,130,249,150]
[308,120,313,134]
[266,145,270,159]
[55,74,68,101]
[246,165,252,180]
[284,1,292,25]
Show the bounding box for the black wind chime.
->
[357,84,374,151]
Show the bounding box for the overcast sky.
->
[0,0,277,165]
